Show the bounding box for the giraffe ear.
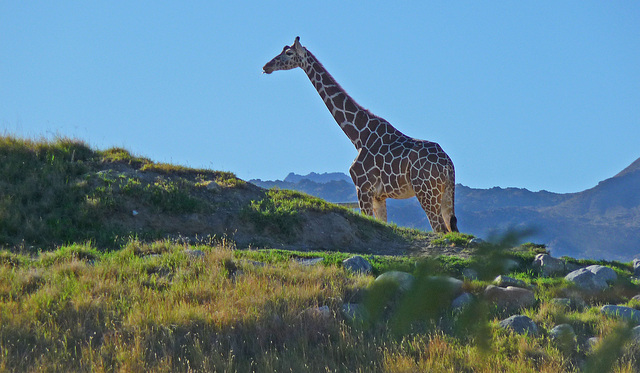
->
[293,36,304,53]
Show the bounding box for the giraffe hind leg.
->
[416,192,448,233]
[373,198,387,222]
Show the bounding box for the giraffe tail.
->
[442,167,458,233]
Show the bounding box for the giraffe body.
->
[263,37,458,233]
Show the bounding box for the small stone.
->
[632,325,640,342]
[184,249,205,259]
[633,294,640,301]
[587,337,600,352]
[484,285,536,311]
[374,271,415,292]
[633,259,640,277]
[493,275,527,288]
[600,305,640,323]
[205,181,221,191]
[296,257,324,266]
[307,305,331,319]
[533,254,565,277]
[498,315,538,335]
[550,298,572,308]
[452,292,474,310]
[341,303,367,320]
[132,210,139,216]
[343,255,372,275]
[469,238,485,246]
[462,268,478,280]
[549,324,577,351]
[565,268,609,291]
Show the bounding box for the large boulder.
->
[565,265,617,291]
[533,254,565,277]
[484,285,536,312]
[498,315,538,335]
[600,305,640,323]
[343,256,372,275]
[452,292,474,310]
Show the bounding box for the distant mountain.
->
[251,159,640,261]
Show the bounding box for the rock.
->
[600,305,640,323]
[430,276,464,296]
[503,259,520,272]
[341,303,367,320]
[632,325,640,342]
[205,181,221,191]
[306,305,331,319]
[549,324,577,351]
[343,256,372,275]
[296,257,324,266]
[452,292,474,310]
[564,262,582,272]
[469,238,485,246]
[484,285,536,311]
[634,259,640,276]
[462,268,478,280]
[633,294,640,301]
[587,337,600,352]
[550,298,572,308]
[565,266,614,291]
[498,315,538,335]
[586,265,617,283]
[184,249,205,259]
[493,275,527,288]
[533,254,565,277]
[374,271,415,292]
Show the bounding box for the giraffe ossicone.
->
[263,37,458,233]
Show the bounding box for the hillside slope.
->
[252,159,640,261]
[0,136,443,255]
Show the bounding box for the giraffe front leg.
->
[356,188,374,217]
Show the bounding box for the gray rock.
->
[633,294,640,301]
[549,324,577,350]
[503,259,520,272]
[587,337,600,352]
[306,305,331,319]
[600,305,640,323]
[586,265,617,283]
[462,268,478,280]
[498,315,538,335]
[296,257,324,266]
[632,325,640,342]
[429,276,464,296]
[484,285,536,311]
[469,238,485,246]
[341,303,367,320]
[374,271,415,292]
[565,268,609,291]
[493,275,527,288]
[533,254,565,277]
[550,298,572,308]
[452,292,474,310]
[343,255,372,275]
[184,249,205,259]
[564,262,582,272]
[634,259,640,276]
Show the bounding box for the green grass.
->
[0,135,246,251]
[1,239,639,372]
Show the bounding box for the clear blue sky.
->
[2,2,638,193]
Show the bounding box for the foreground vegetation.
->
[0,238,639,372]
[2,135,640,372]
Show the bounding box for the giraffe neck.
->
[300,49,403,149]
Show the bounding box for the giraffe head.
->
[263,36,306,74]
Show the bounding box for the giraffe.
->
[263,37,458,233]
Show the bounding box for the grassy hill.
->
[2,135,640,372]
[0,135,440,256]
